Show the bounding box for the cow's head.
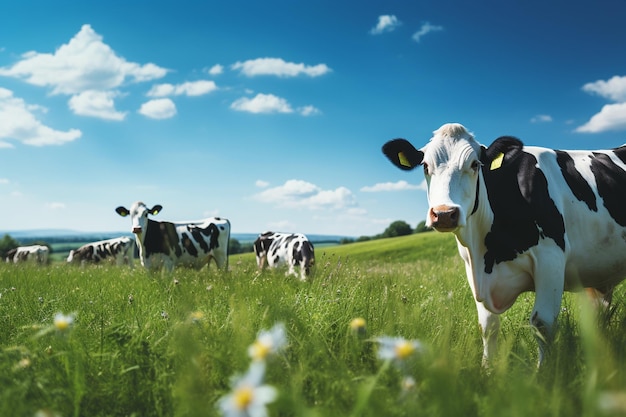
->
[382,123,483,232]
[115,202,163,236]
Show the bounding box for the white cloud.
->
[0,178,9,184]
[298,105,321,116]
[582,75,626,102]
[231,93,293,114]
[146,80,218,97]
[0,87,82,146]
[370,15,401,35]
[255,180,270,188]
[68,90,127,120]
[530,114,553,123]
[46,202,66,210]
[253,179,357,211]
[208,64,224,75]
[360,180,426,192]
[0,24,168,95]
[231,57,331,77]
[575,102,626,133]
[577,75,626,133]
[138,98,177,119]
[412,22,443,42]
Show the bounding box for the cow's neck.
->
[453,174,493,296]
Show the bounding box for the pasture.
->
[1,232,626,417]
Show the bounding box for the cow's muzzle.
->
[429,205,460,232]
[132,227,142,234]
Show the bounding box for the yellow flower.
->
[189,311,204,323]
[350,317,367,335]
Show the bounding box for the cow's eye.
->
[423,163,430,176]
[470,160,481,173]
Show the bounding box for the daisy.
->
[248,322,288,362]
[53,312,75,332]
[376,336,423,367]
[217,362,278,417]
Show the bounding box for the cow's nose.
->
[132,227,142,234]
[429,205,460,231]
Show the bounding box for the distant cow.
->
[67,236,135,267]
[115,202,230,271]
[254,231,315,281]
[5,245,49,265]
[383,122,626,365]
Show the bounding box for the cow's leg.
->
[476,300,500,366]
[257,254,267,270]
[530,260,565,366]
[212,250,228,271]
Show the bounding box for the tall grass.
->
[1,233,626,416]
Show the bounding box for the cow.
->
[254,231,315,281]
[67,236,135,267]
[5,245,49,265]
[382,122,626,365]
[115,202,230,271]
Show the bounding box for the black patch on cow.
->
[143,219,182,258]
[614,146,626,164]
[555,150,598,211]
[589,151,626,227]
[5,248,16,261]
[188,223,220,254]
[181,233,198,257]
[480,136,566,273]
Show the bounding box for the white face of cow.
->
[383,123,483,232]
[115,202,163,238]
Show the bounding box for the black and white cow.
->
[115,202,230,271]
[383,122,626,365]
[5,245,49,265]
[67,236,135,267]
[254,231,315,281]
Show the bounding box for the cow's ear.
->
[150,205,163,215]
[115,206,129,217]
[382,138,424,171]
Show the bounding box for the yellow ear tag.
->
[398,151,411,168]
[490,152,504,170]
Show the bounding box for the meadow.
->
[2,232,626,417]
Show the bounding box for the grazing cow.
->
[5,245,49,265]
[115,202,230,271]
[254,231,315,281]
[67,236,135,267]
[382,123,626,365]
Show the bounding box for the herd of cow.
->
[5,122,626,366]
[4,201,316,281]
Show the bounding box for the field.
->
[2,232,626,417]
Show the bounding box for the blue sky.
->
[1,0,626,237]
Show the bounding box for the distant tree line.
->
[339,220,432,245]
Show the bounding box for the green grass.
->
[2,233,626,416]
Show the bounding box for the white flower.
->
[53,312,75,332]
[248,322,288,361]
[217,362,278,417]
[376,336,423,365]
